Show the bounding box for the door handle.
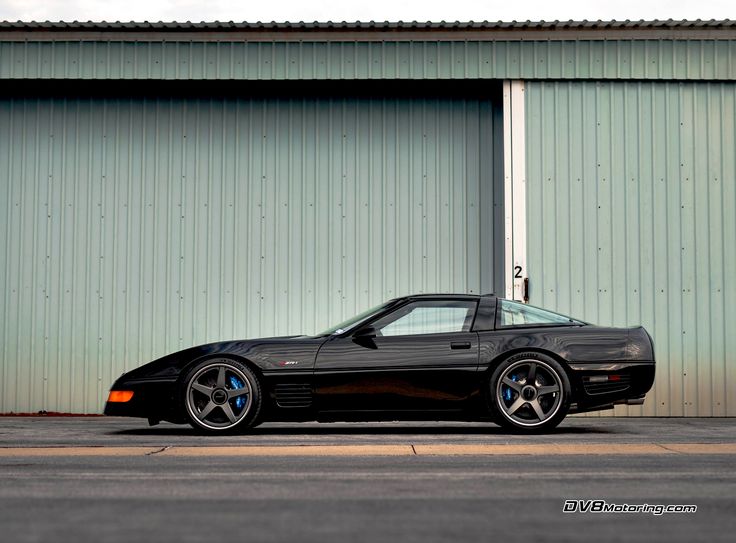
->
[450,342,472,350]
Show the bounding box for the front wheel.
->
[181,358,262,433]
[489,352,571,433]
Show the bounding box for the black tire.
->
[180,357,263,434]
[489,352,571,433]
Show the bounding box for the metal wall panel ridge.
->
[525,80,736,417]
[0,40,734,81]
[0,95,500,413]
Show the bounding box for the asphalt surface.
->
[0,417,734,542]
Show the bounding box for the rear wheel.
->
[489,352,571,433]
[182,358,262,433]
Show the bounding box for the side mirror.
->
[353,325,377,338]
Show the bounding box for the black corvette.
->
[105,294,655,433]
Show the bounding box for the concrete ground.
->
[0,417,734,542]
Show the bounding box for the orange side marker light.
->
[107,390,134,403]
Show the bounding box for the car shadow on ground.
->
[109,424,614,437]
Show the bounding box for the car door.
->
[313,299,480,413]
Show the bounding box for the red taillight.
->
[107,390,134,403]
[587,374,623,383]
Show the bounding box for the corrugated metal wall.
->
[0,94,503,414]
[1,40,734,81]
[525,81,736,416]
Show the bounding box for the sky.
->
[0,0,733,23]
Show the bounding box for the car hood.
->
[118,335,326,383]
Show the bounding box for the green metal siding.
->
[1,40,735,81]
[0,95,502,414]
[525,80,736,416]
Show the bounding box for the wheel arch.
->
[485,347,573,378]
[178,353,265,387]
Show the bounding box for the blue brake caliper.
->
[229,375,246,410]
[503,375,518,402]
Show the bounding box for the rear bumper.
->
[568,360,655,414]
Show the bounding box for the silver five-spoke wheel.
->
[495,358,565,429]
[185,362,253,431]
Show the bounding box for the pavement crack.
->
[410,444,417,455]
[145,446,171,456]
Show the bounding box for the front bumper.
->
[103,378,182,423]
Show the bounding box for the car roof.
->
[393,293,496,302]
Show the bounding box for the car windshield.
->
[316,301,395,336]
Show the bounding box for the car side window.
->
[371,301,476,337]
[497,299,578,327]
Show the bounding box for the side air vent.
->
[273,383,313,408]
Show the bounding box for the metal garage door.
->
[524,81,736,417]
[0,94,503,413]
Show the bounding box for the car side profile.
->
[104,294,655,433]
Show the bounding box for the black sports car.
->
[104,294,655,433]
